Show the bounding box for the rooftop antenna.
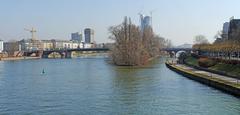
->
[150,9,157,27]
[138,12,144,32]
[24,27,37,40]
[138,13,143,22]
[138,6,144,26]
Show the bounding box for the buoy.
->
[42,69,45,74]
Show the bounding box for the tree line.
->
[193,33,240,60]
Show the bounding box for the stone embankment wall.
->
[166,62,240,97]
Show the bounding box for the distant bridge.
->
[44,48,110,52]
[24,48,110,58]
[161,48,192,53]
[161,48,192,57]
[24,47,192,58]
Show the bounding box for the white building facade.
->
[41,40,54,50]
[19,39,94,51]
[19,39,42,51]
[53,40,85,50]
[84,43,93,48]
[0,40,3,53]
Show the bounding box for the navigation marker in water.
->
[42,69,45,74]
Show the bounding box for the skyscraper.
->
[140,14,152,31]
[71,32,82,42]
[222,22,229,40]
[228,19,240,40]
[84,28,94,43]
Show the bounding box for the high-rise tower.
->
[139,14,152,31]
[84,28,94,43]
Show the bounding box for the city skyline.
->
[1,0,240,45]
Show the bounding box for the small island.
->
[109,16,171,66]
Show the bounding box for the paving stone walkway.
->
[175,64,240,86]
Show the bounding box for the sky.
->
[0,0,240,46]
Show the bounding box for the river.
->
[0,57,239,114]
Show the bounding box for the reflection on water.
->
[0,57,239,114]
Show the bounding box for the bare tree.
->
[4,41,20,57]
[194,35,209,44]
[109,17,166,66]
[164,39,173,48]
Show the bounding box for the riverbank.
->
[165,62,240,97]
[0,56,41,61]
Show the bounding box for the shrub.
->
[198,58,216,68]
[210,57,240,65]
[191,53,200,59]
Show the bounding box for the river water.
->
[0,57,239,115]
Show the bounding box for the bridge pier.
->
[169,51,176,58]
[36,51,43,57]
[65,51,72,58]
[42,54,49,58]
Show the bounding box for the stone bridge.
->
[161,48,192,57]
[24,48,110,58]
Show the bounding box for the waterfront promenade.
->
[0,56,41,61]
[176,64,240,85]
[166,62,240,96]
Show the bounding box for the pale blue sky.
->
[0,0,240,45]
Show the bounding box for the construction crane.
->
[138,12,144,31]
[24,27,41,51]
[24,27,37,40]
[150,9,157,27]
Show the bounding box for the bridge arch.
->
[43,51,65,58]
[24,51,43,57]
[162,48,192,58]
[176,51,187,64]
